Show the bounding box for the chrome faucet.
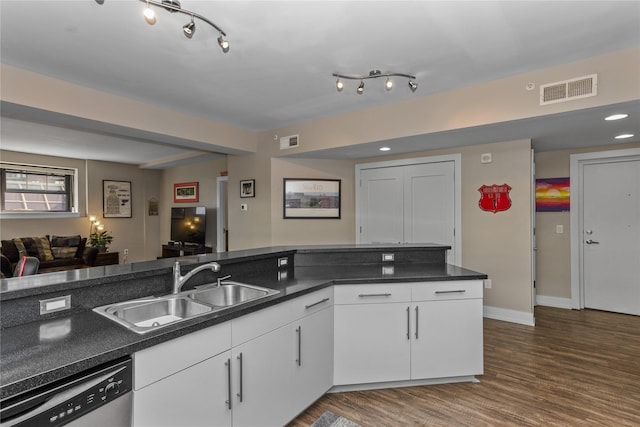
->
[172,261,221,294]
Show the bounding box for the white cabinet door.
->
[334,303,411,385]
[411,299,484,379]
[231,325,293,427]
[133,351,232,427]
[291,306,334,414]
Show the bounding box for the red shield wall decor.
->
[478,184,512,213]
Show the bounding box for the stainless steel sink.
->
[188,282,279,308]
[93,282,279,334]
[93,295,213,334]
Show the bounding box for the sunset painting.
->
[536,177,570,212]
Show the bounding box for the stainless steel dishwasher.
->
[0,357,132,427]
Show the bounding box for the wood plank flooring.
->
[288,306,640,426]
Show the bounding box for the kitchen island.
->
[0,243,487,422]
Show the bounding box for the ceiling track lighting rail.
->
[96,0,229,52]
[333,70,418,94]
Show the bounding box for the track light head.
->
[94,0,105,4]
[385,78,393,91]
[144,2,157,25]
[183,16,195,38]
[408,80,418,92]
[357,81,365,95]
[218,35,230,53]
[336,79,344,92]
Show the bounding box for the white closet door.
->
[359,166,404,244]
[403,162,455,261]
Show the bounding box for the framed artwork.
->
[240,179,255,198]
[283,178,341,219]
[103,180,132,218]
[536,177,570,212]
[174,182,199,203]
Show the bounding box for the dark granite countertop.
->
[1,246,485,401]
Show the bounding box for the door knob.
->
[585,239,600,245]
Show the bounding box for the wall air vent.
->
[540,74,597,105]
[279,134,300,150]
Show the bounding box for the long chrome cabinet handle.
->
[435,290,466,294]
[406,306,410,340]
[225,358,232,410]
[236,352,243,403]
[305,297,330,309]
[358,293,392,297]
[296,326,302,366]
[415,306,419,339]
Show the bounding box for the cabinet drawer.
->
[334,283,411,305]
[290,287,333,319]
[232,299,294,346]
[412,280,483,301]
[134,322,231,390]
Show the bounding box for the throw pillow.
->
[14,237,54,262]
[50,235,82,259]
[12,238,29,258]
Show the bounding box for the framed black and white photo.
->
[283,178,341,219]
[103,180,132,218]
[240,179,255,198]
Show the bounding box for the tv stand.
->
[161,244,213,258]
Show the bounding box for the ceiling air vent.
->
[279,134,299,150]
[540,74,597,105]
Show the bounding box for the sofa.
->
[1,235,99,277]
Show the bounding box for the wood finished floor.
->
[288,306,640,426]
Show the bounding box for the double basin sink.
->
[93,281,279,334]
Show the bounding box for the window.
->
[1,162,77,215]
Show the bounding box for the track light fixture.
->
[96,0,229,53]
[332,70,417,94]
[217,35,230,53]
[183,15,195,38]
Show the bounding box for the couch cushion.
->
[13,237,55,262]
[50,235,83,259]
[1,240,20,263]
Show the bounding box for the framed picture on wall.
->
[174,182,199,203]
[283,178,341,219]
[240,179,255,198]
[103,180,132,218]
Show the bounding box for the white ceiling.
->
[1,1,639,167]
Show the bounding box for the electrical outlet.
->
[241,204,248,211]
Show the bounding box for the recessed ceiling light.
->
[605,113,629,121]
[379,147,391,152]
[615,133,634,139]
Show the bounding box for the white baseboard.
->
[535,295,572,309]
[483,305,535,326]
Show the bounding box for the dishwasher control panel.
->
[1,357,132,427]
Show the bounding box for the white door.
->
[403,162,455,250]
[359,166,404,244]
[583,159,640,315]
[358,161,456,264]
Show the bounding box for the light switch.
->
[556,225,564,234]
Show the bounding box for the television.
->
[170,207,207,246]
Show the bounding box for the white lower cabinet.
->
[334,281,483,387]
[133,351,232,427]
[230,325,292,427]
[411,299,484,379]
[334,302,411,385]
[132,323,232,427]
[290,305,334,412]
